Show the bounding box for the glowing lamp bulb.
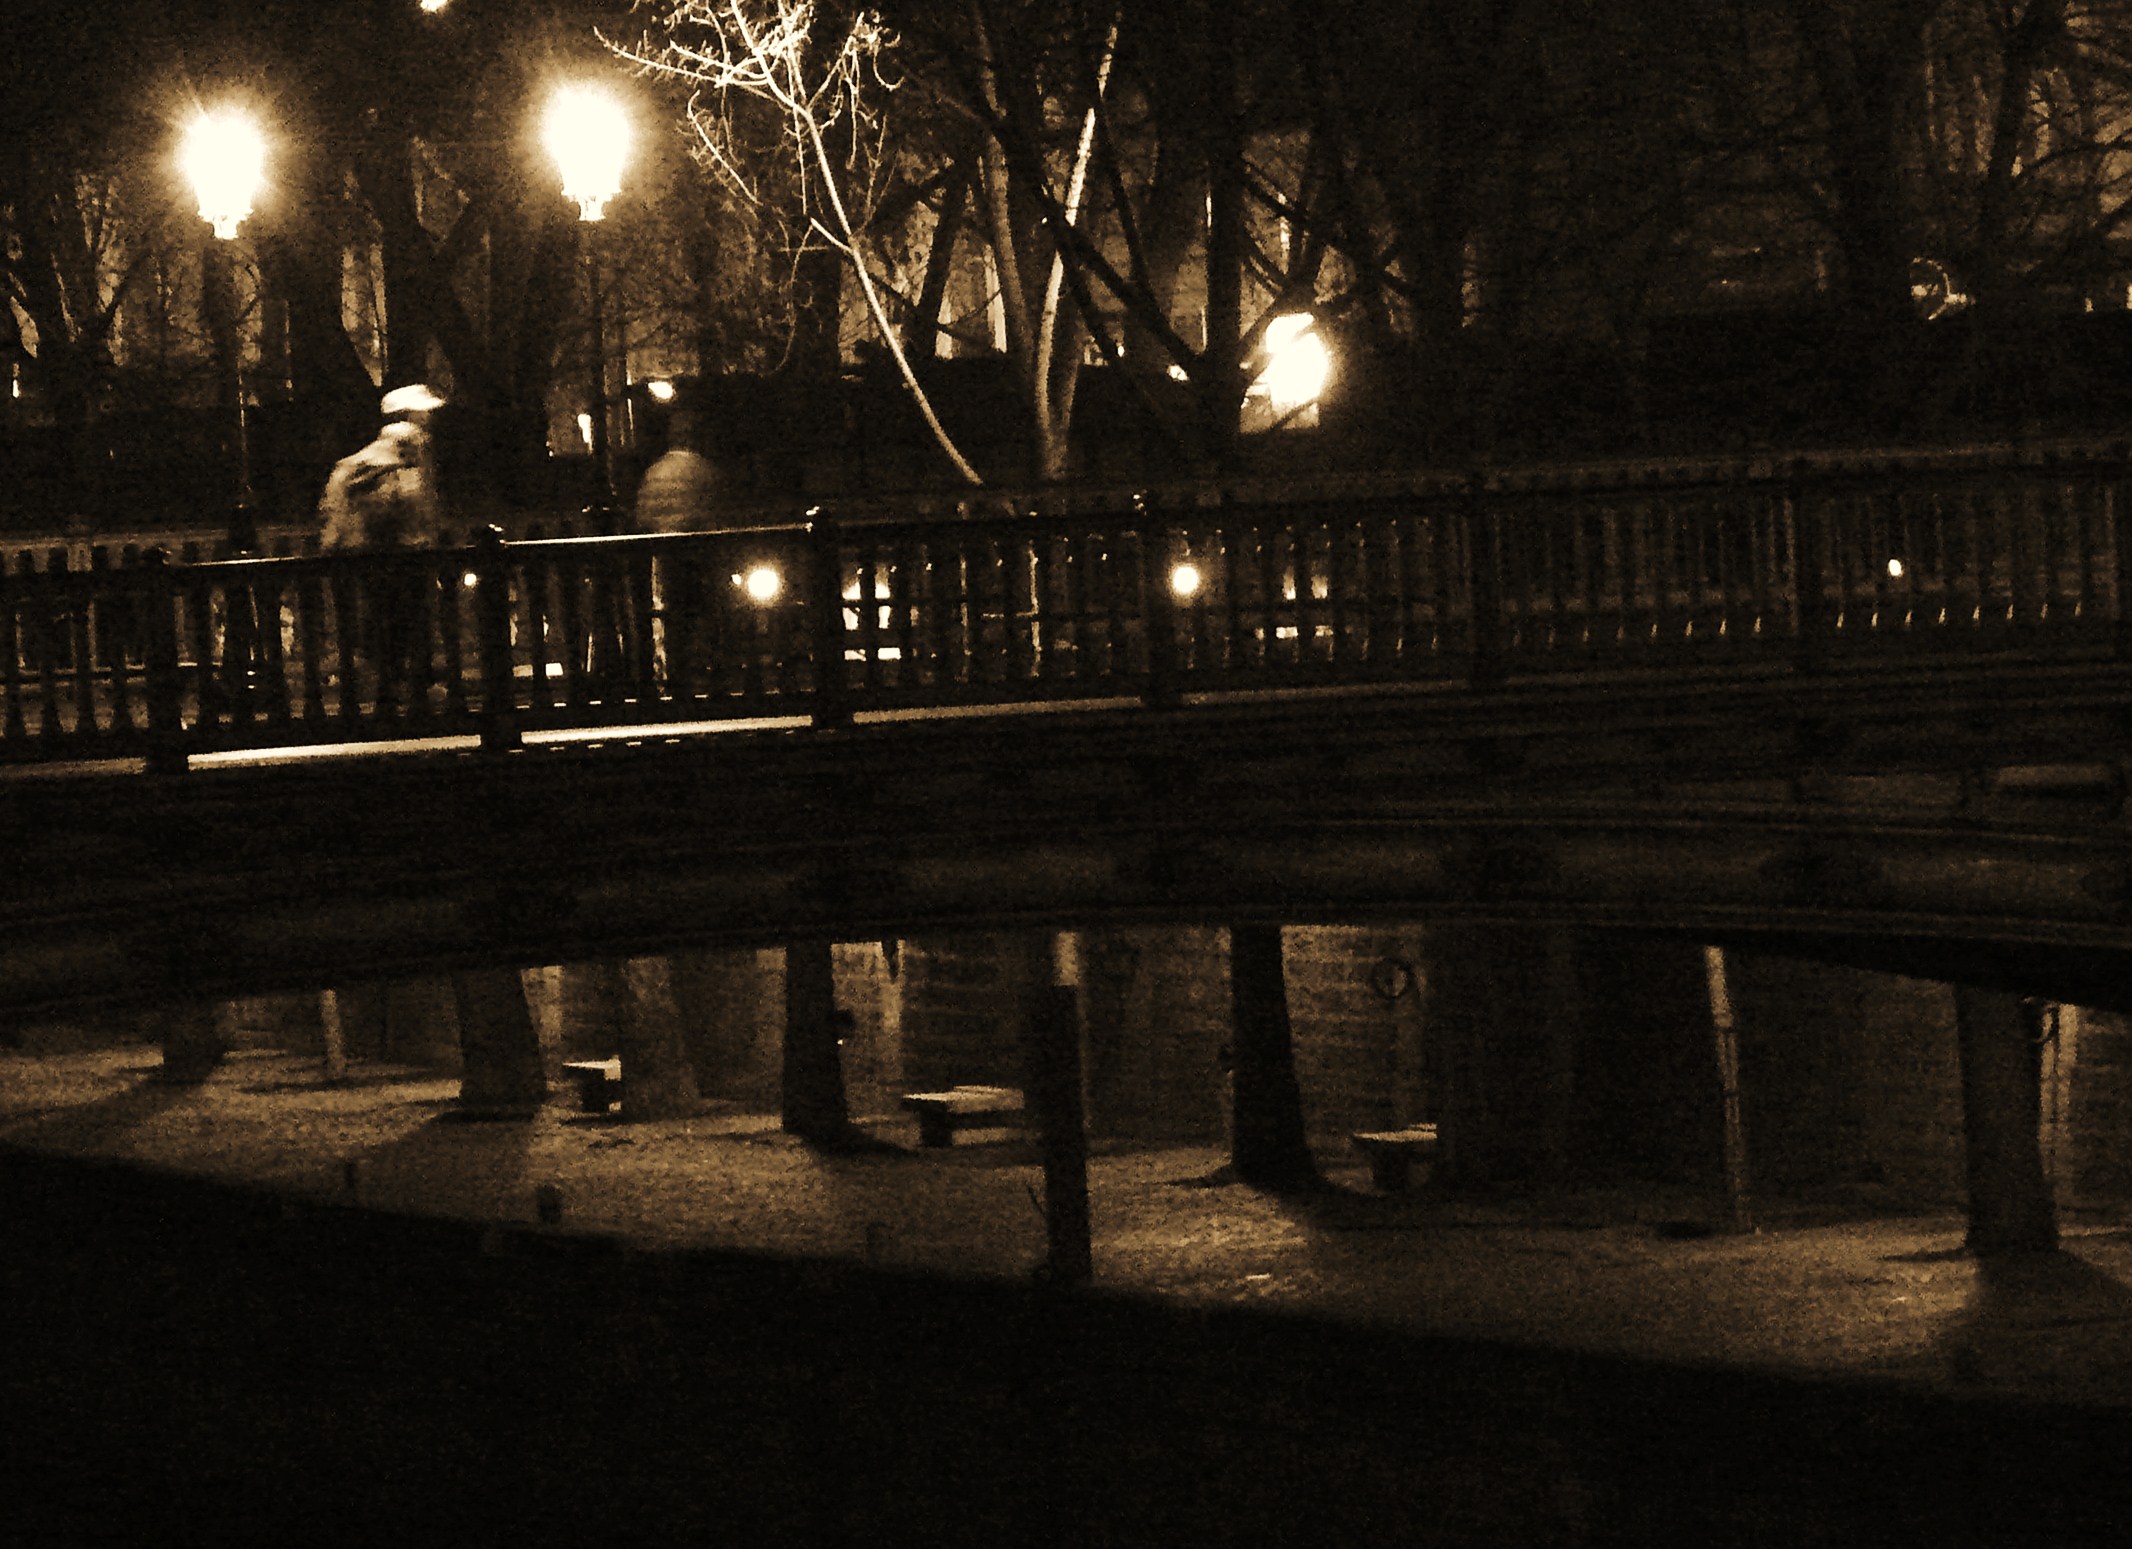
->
[1887,559,1905,579]
[1170,562,1203,599]
[180,107,266,240]
[543,84,631,221]
[739,565,783,603]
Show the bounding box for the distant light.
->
[647,379,676,403]
[1169,562,1203,599]
[180,107,266,240]
[1166,364,1190,382]
[462,571,480,589]
[739,565,783,603]
[1256,313,1330,413]
[575,412,594,448]
[1887,558,1905,579]
[420,0,451,12]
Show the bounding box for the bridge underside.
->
[7,663,2132,1017]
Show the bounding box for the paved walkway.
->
[8,1045,2132,1411]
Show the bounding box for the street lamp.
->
[180,106,266,547]
[542,84,631,506]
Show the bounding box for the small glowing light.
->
[462,571,480,589]
[1170,562,1203,599]
[1166,364,1190,382]
[543,83,631,221]
[1887,558,1905,579]
[180,107,266,240]
[738,565,783,603]
[647,379,676,403]
[420,0,451,12]
[575,412,594,448]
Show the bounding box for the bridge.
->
[7,447,2132,1015]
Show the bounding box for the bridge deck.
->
[8,453,2132,1014]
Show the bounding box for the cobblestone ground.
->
[8,1045,2132,1543]
[9,1045,2132,1405]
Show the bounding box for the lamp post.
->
[542,84,631,509]
[179,107,266,549]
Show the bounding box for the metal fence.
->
[5,450,2127,767]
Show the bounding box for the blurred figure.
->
[634,409,722,690]
[318,384,448,712]
[633,409,719,534]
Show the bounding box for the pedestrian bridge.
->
[7,449,2132,1015]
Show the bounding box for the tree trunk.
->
[1021,937,1093,1283]
[619,956,701,1120]
[908,152,974,361]
[1198,0,1247,468]
[1956,985,2058,1256]
[787,246,847,383]
[781,938,853,1143]
[1227,925,1318,1190]
[452,968,546,1117]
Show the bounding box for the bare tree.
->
[613,0,988,480]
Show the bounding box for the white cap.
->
[381,383,445,417]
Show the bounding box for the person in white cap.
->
[320,384,446,551]
[317,384,448,710]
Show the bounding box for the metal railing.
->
[5,449,2128,768]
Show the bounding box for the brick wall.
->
[894,933,1044,1094]
[1421,925,1578,1185]
[1727,954,1965,1208]
[667,947,782,1105]
[1570,936,1723,1187]
[833,941,902,1117]
[1284,925,1431,1142]
[2064,1005,2132,1205]
[1080,925,1228,1141]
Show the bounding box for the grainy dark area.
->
[6,1142,2131,1546]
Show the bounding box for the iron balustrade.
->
[4,452,2129,767]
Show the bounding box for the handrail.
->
[4,453,2129,768]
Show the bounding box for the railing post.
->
[1467,470,1506,688]
[474,525,521,753]
[810,514,849,728]
[1789,457,1830,672]
[141,548,186,775]
[1141,495,1181,711]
